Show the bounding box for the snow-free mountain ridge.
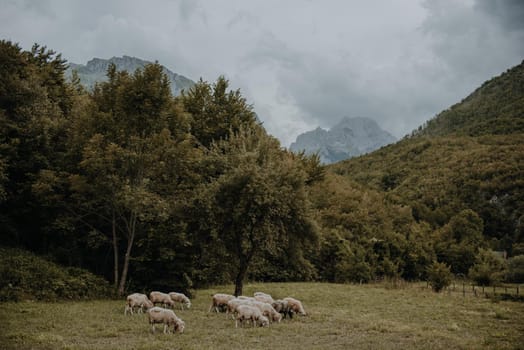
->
[66,55,194,96]
[290,117,397,164]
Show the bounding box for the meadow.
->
[1,282,523,350]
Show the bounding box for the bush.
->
[427,261,452,292]
[468,249,507,286]
[0,247,112,301]
[506,255,524,283]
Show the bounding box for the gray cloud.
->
[475,0,524,31]
[1,0,522,146]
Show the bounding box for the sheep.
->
[253,292,274,304]
[272,299,293,319]
[149,291,176,309]
[168,292,191,310]
[235,304,269,328]
[249,300,282,323]
[226,298,249,318]
[283,297,307,317]
[125,293,154,315]
[147,307,185,334]
[209,293,235,313]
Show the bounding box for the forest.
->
[1,40,523,300]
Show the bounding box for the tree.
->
[0,40,73,252]
[181,76,257,148]
[427,261,452,292]
[64,63,195,294]
[468,248,507,286]
[435,209,485,274]
[201,125,319,296]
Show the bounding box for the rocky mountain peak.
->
[289,117,396,164]
[66,56,195,96]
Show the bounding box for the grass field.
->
[1,282,523,349]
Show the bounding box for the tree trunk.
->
[234,248,255,297]
[112,210,119,289]
[118,212,137,296]
[234,263,248,297]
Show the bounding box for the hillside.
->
[328,60,524,256]
[413,60,524,137]
[290,117,396,164]
[67,55,195,95]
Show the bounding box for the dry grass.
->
[1,282,523,349]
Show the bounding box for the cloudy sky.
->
[2,0,523,146]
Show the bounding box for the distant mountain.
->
[66,55,195,96]
[289,117,397,164]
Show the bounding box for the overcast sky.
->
[2,0,523,146]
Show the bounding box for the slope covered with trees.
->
[1,40,522,298]
[0,40,321,297]
[325,60,524,280]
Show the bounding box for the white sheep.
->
[253,291,274,304]
[283,297,307,317]
[226,297,254,319]
[147,307,185,334]
[125,293,154,315]
[235,304,269,328]
[149,291,176,309]
[209,293,235,313]
[250,300,282,323]
[168,292,191,310]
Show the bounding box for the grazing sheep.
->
[235,304,269,328]
[250,300,282,323]
[254,292,274,304]
[125,293,154,315]
[272,299,293,319]
[226,298,249,318]
[147,307,185,334]
[283,297,307,316]
[168,292,191,310]
[209,293,235,313]
[149,291,176,309]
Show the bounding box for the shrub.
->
[506,255,524,283]
[468,249,507,286]
[0,247,112,301]
[427,261,452,292]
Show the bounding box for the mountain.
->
[289,117,397,164]
[327,60,524,253]
[66,55,195,96]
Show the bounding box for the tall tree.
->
[65,63,195,294]
[201,125,319,296]
[181,76,257,148]
[0,40,73,251]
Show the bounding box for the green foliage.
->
[506,255,524,283]
[426,261,452,292]
[1,40,523,294]
[415,60,524,137]
[468,249,508,286]
[181,76,258,148]
[0,248,112,301]
[196,125,319,295]
[435,209,485,274]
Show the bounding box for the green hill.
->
[326,60,524,258]
[414,60,524,137]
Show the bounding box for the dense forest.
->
[1,40,523,300]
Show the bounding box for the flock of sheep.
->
[124,290,307,334]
